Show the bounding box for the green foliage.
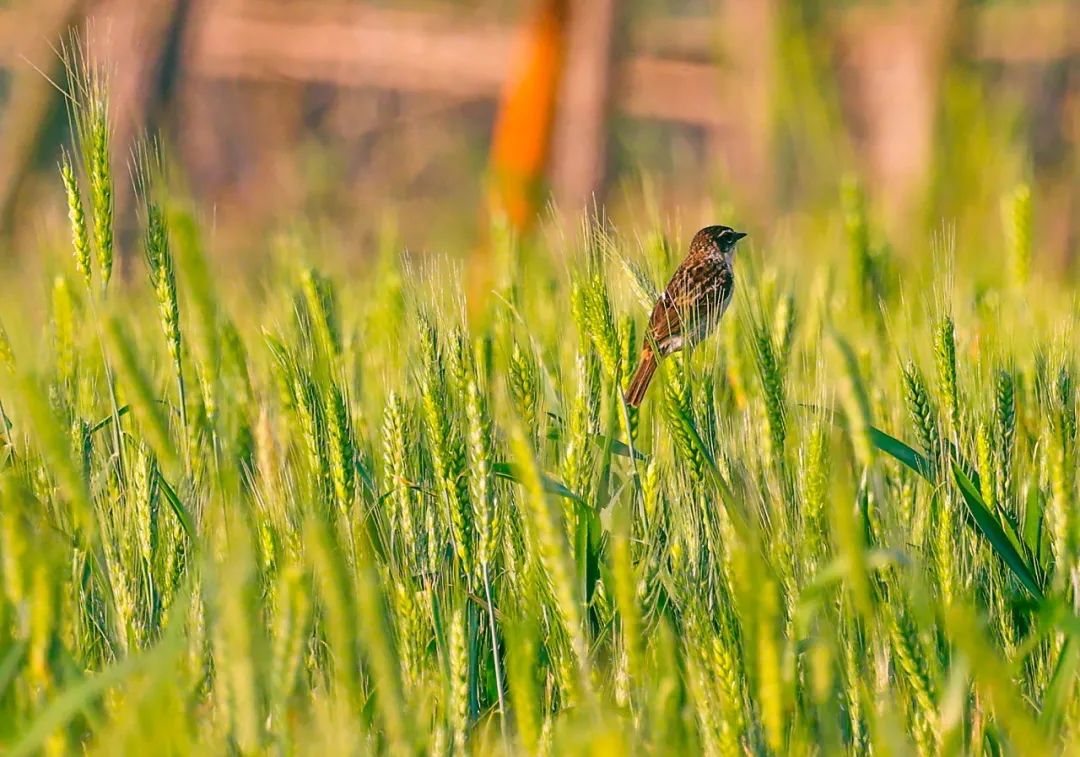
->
[1002,183,1033,288]
[63,36,115,291]
[2,65,1080,757]
[59,151,91,291]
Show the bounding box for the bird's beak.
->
[732,231,748,241]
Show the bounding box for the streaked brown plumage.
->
[625,225,745,407]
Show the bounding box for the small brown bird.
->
[625,225,746,407]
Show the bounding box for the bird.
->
[625,225,746,407]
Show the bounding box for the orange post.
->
[488,0,569,231]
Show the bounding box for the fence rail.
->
[0,0,1077,239]
[183,1,1078,126]
[2,1,1077,120]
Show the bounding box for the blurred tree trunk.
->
[550,0,620,217]
[89,0,187,155]
[88,0,188,272]
[0,0,188,256]
[0,0,86,236]
[1051,11,1079,273]
[712,0,776,220]
[836,0,959,229]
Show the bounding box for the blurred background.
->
[0,0,1076,271]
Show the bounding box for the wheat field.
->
[0,57,1078,757]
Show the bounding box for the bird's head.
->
[692,225,747,261]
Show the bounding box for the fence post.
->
[715,0,776,219]
[550,0,620,218]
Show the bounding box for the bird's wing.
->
[685,258,733,321]
[647,257,732,345]
[646,286,682,347]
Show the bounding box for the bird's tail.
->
[625,350,657,407]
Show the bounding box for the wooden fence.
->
[0,0,1077,243]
